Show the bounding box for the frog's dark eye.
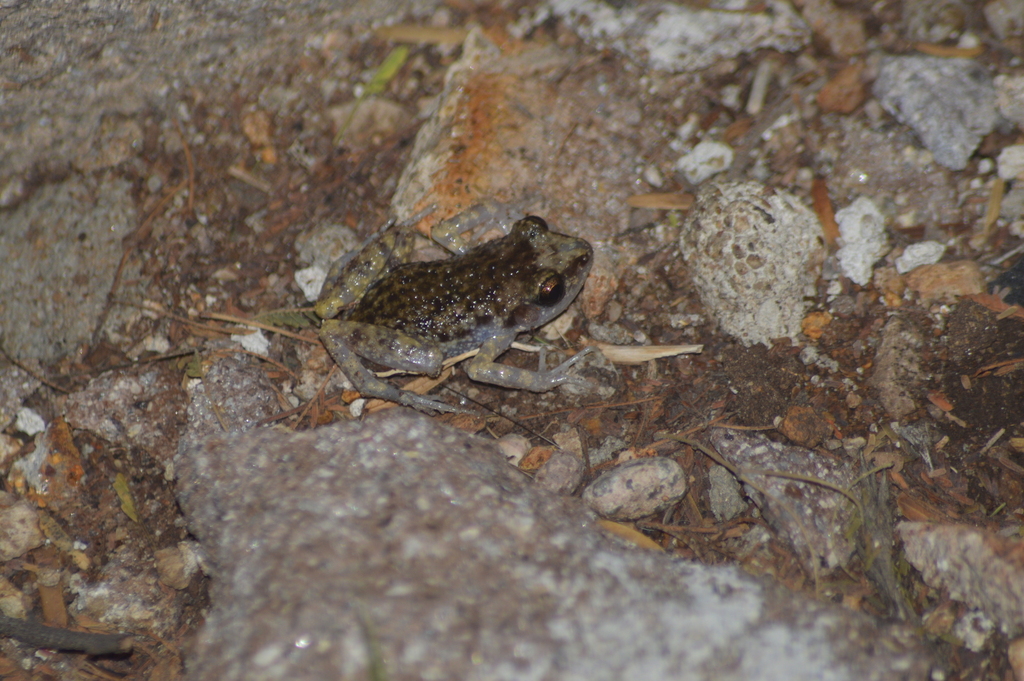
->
[536,273,565,306]
[523,216,548,230]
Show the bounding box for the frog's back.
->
[347,218,591,357]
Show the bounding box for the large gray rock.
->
[873,56,997,170]
[175,410,928,681]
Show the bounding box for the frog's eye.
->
[516,216,549,239]
[536,273,565,306]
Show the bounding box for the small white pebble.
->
[14,408,45,436]
[496,434,530,466]
[895,241,946,274]
[232,329,270,355]
[835,197,888,286]
[998,144,1024,180]
[348,398,366,418]
[676,140,734,185]
[642,164,664,188]
[144,334,171,354]
[295,265,327,303]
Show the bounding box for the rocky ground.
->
[1,0,1024,678]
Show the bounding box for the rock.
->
[868,316,924,419]
[816,63,866,114]
[178,354,280,456]
[900,522,1024,636]
[13,408,44,436]
[905,261,984,303]
[835,196,888,286]
[0,175,136,361]
[70,544,183,637]
[895,241,946,274]
[708,465,747,522]
[0,575,30,619]
[328,97,412,146]
[534,448,585,495]
[999,183,1024,222]
[998,145,1024,181]
[0,497,44,561]
[984,0,1024,39]
[778,405,832,448]
[708,429,857,573]
[800,0,865,57]
[547,0,810,73]
[681,181,825,346]
[954,609,996,652]
[676,140,734,184]
[12,418,86,510]
[0,366,40,431]
[65,365,187,464]
[174,410,929,680]
[828,117,964,228]
[995,74,1024,128]
[496,434,530,466]
[582,457,688,520]
[873,56,997,170]
[154,544,200,591]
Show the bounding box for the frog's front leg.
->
[320,320,465,414]
[465,334,593,392]
[315,223,414,320]
[430,200,521,255]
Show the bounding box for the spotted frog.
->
[316,208,594,413]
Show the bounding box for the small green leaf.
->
[365,46,409,96]
[113,473,139,523]
[334,46,410,145]
[183,352,205,379]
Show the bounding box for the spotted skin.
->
[317,211,593,413]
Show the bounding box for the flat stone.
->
[868,316,924,420]
[905,261,984,303]
[174,411,929,681]
[873,56,996,171]
[582,457,688,520]
[708,429,857,572]
[900,522,1024,636]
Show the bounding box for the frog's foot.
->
[393,390,473,415]
[466,344,594,392]
[536,345,595,388]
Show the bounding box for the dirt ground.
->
[2,0,1024,678]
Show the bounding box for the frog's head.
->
[506,216,593,331]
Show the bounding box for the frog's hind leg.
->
[319,320,466,414]
[465,336,594,392]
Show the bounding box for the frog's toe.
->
[397,391,474,415]
[545,346,594,374]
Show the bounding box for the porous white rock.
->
[680,182,825,346]
[835,197,888,286]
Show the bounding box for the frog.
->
[315,206,594,414]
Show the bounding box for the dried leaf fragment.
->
[597,519,664,551]
[113,473,140,523]
[626,193,695,210]
[589,342,702,365]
